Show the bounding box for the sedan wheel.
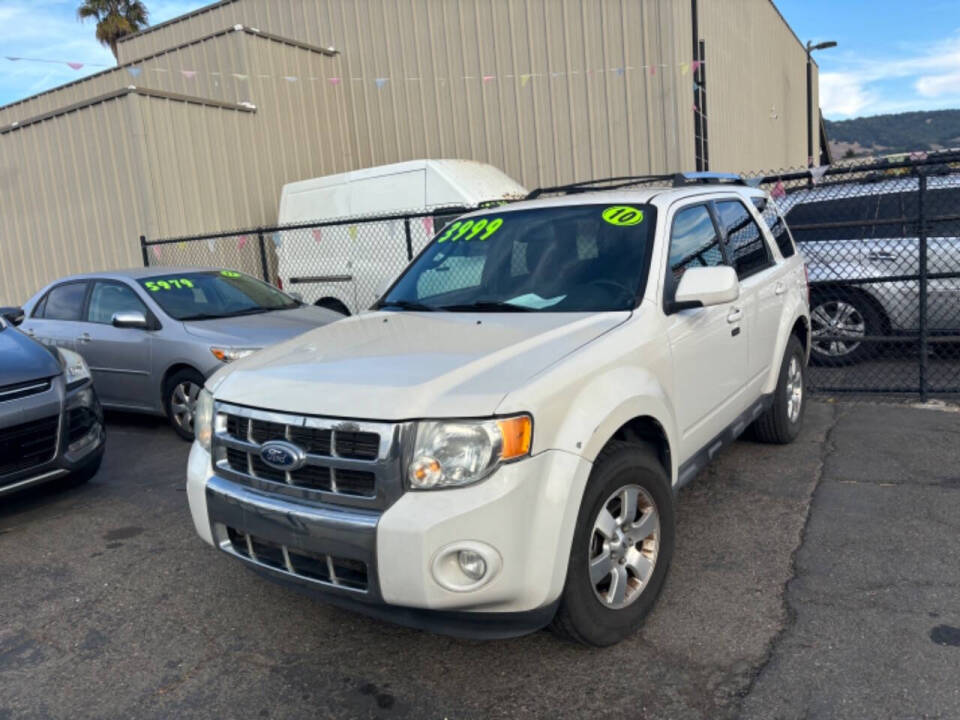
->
[589,484,661,610]
[170,381,201,433]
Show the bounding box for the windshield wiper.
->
[374,300,440,312]
[434,301,537,312]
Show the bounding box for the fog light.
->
[458,550,487,581]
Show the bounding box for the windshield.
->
[138,270,299,321]
[378,204,656,312]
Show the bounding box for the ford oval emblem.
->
[259,441,306,471]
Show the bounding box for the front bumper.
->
[186,442,592,637]
[0,382,105,497]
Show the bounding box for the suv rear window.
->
[753,197,796,258]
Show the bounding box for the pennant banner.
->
[207,238,216,253]
[237,235,248,250]
[127,67,141,78]
[375,78,388,89]
[312,228,323,243]
[422,216,434,237]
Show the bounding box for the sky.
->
[1,0,959,120]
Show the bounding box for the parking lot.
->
[1,399,959,720]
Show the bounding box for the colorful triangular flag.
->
[67,62,84,70]
[181,70,197,79]
[422,216,434,236]
[127,66,141,77]
[312,228,323,243]
[375,78,388,89]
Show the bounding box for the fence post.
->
[139,235,149,266]
[256,228,270,283]
[404,218,414,261]
[918,171,928,402]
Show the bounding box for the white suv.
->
[186,172,810,646]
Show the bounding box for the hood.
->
[0,326,61,387]
[211,310,629,419]
[181,305,341,346]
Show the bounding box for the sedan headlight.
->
[210,346,261,363]
[408,415,532,490]
[194,388,214,451]
[59,348,92,390]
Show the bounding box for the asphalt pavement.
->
[1,400,958,720]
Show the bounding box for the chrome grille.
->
[212,402,403,508]
[224,526,368,591]
[0,378,52,403]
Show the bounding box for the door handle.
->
[775,281,787,295]
[726,307,743,324]
[77,332,92,344]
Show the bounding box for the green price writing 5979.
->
[145,278,195,292]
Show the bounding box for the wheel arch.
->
[314,296,352,315]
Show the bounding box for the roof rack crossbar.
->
[671,171,747,187]
[526,174,675,199]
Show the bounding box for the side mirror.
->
[669,266,740,313]
[0,306,24,326]
[112,311,149,329]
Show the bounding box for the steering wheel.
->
[587,278,634,300]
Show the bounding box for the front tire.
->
[752,335,806,444]
[163,368,205,441]
[550,441,675,647]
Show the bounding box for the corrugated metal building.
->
[0,0,820,305]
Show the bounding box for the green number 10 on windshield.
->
[436,217,504,243]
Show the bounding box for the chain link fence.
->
[142,152,960,399]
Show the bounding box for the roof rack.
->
[525,171,749,199]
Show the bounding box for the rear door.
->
[664,202,749,459]
[20,281,90,351]
[714,198,784,393]
[73,280,155,410]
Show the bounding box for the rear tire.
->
[752,335,806,445]
[163,368,205,441]
[550,441,675,647]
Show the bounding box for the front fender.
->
[763,295,810,395]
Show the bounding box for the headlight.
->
[210,346,261,363]
[195,388,214,451]
[408,415,532,489]
[59,348,92,390]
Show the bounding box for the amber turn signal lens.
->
[497,416,532,460]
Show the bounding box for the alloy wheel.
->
[589,484,660,610]
[811,299,865,358]
[786,355,803,423]
[170,381,201,432]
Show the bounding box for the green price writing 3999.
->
[436,217,504,243]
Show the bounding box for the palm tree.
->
[77,1,150,62]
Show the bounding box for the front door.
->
[663,203,749,459]
[74,280,154,409]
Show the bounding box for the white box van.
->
[276,160,527,315]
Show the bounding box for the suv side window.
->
[37,282,88,321]
[752,197,796,258]
[667,204,725,285]
[87,281,148,324]
[715,200,774,279]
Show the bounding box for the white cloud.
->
[820,72,875,118]
[819,30,960,118]
[915,71,960,98]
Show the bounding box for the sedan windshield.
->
[378,204,656,312]
[137,271,298,320]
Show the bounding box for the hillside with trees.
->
[826,110,960,158]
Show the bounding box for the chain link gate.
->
[142,154,960,400]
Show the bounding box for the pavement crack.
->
[733,401,844,712]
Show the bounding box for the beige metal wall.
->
[0,94,150,306]
[698,0,818,172]
[118,0,697,187]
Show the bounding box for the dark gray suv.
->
[0,308,105,498]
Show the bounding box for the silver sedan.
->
[17,268,341,439]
